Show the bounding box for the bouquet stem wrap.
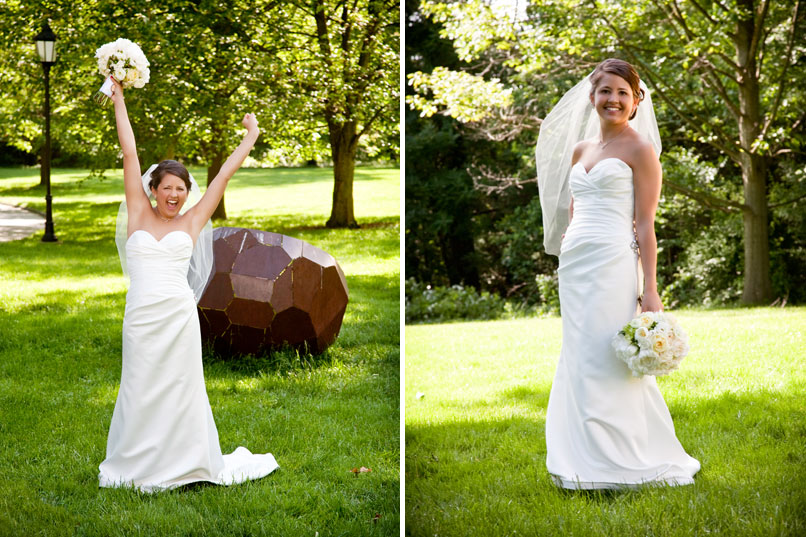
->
[93,76,115,106]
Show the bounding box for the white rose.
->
[642,348,658,362]
[632,349,658,374]
[133,70,149,88]
[650,332,670,354]
[658,350,675,365]
[654,321,672,334]
[637,313,654,327]
[671,339,689,357]
[635,326,650,341]
[612,335,630,359]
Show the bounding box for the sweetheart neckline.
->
[574,157,631,175]
[127,229,192,244]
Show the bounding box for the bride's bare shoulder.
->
[630,134,658,160]
[627,135,661,177]
[572,139,596,164]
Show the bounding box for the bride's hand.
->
[109,77,124,105]
[242,113,259,133]
[641,289,663,312]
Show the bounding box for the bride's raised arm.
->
[110,79,150,222]
[188,114,260,232]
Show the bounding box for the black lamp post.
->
[34,22,57,242]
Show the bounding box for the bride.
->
[98,78,279,492]
[537,59,700,489]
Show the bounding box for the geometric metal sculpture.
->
[197,227,349,356]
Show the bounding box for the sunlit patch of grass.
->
[0,165,399,536]
[405,309,806,537]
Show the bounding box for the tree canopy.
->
[407,0,805,305]
[0,0,399,225]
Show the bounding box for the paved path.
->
[0,203,45,242]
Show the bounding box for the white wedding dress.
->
[99,229,279,493]
[546,158,700,489]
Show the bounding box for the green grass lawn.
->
[0,166,400,536]
[405,309,806,536]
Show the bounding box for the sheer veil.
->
[115,164,214,302]
[535,72,661,256]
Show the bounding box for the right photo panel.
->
[405,0,806,535]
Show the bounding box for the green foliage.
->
[407,0,805,306]
[662,212,744,308]
[0,166,400,535]
[406,309,806,536]
[404,2,484,287]
[405,0,545,296]
[405,278,507,324]
[534,273,560,315]
[404,111,482,287]
[488,197,556,306]
[0,0,399,217]
[768,158,806,304]
[408,66,513,122]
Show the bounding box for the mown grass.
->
[405,309,806,536]
[0,166,400,536]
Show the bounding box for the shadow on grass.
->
[225,213,399,245]
[201,344,338,376]
[0,268,397,382]
[406,384,806,533]
[0,272,400,364]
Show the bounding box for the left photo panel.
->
[0,1,400,535]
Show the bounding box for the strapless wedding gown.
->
[99,229,279,492]
[545,158,700,489]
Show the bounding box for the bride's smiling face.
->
[590,73,637,124]
[151,174,188,219]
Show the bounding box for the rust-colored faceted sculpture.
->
[197,227,348,356]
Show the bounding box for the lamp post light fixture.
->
[34,22,58,242]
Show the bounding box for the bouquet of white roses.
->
[93,38,150,106]
[612,311,689,377]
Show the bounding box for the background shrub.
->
[405,279,508,324]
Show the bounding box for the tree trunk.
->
[735,3,773,304]
[740,153,771,303]
[326,121,359,228]
[207,150,227,221]
[159,140,176,162]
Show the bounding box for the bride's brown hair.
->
[590,58,645,120]
[148,160,192,191]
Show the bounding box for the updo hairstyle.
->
[148,160,192,192]
[589,58,645,120]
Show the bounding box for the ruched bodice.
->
[125,230,195,305]
[546,157,700,489]
[561,158,634,253]
[558,158,637,290]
